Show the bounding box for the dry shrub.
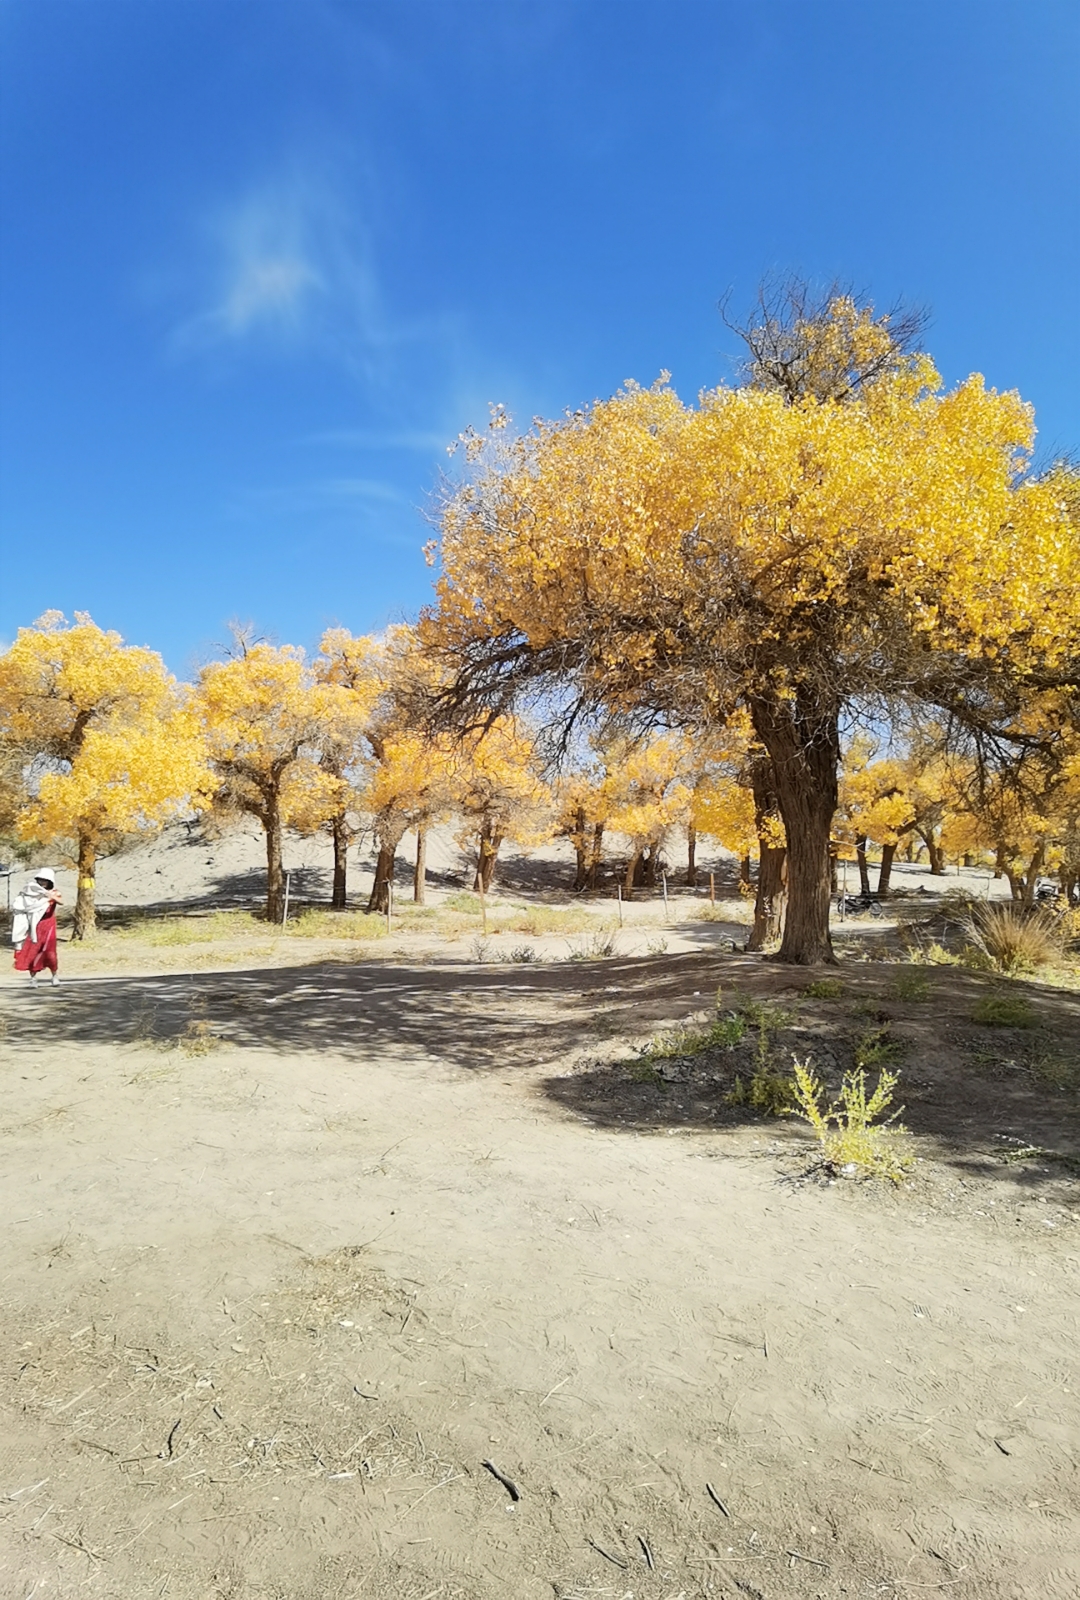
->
[963,902,1062,974]
[179,1018,221,1056]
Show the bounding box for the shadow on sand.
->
[7,948,1079,1194]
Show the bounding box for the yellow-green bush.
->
[791,1059,914,1181]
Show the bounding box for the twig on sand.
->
[539,1373,571,1405]
[787,1548,829,1570]
[587,1537,628,1568]
[637,1533,655,1569]
[481,1459,520,1501]
[158,1419,181,1460]
[705,1482,730,1516]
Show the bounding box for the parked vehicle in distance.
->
[836,893,884,918]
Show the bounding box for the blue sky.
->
[1,0,1077,676]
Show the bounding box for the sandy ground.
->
[2,831,1078,1599]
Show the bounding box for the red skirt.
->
[14,907,58,976]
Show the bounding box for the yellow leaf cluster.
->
[0,613,209,855]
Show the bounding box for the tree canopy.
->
[423,300,1080,961]
[0,612,209,936]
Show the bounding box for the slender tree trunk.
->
[368,842,395,913]
[1020,843,1044,904]
[856,836,871,896]
[739,854,752,891]
[993,841,1006,880]
[472,824,503,893]
[588,822,605,889]
[331,814,349,909]
[920,828,945,875]
[72,832,97,940]
[747,756,787,953]
[263,802,285,924]
[1006,869,1022,902]
[572,805,588,891]
[686,821,698,887]
[624,849,641,899]
[751,693,839,965]
[642,844,659,888]
[414,827,427,904]
[877,842,897,898]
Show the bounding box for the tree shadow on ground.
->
[6,950,1078,1194]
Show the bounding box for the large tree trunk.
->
[642,844,659,888]
[686,820,698,887]
[588,822,604,889]
[265,804,285,923]
[414,827,427,904]
[368,842,396,913]
[748,845,787,951]
[751,693,839,965]
[877,841,897,898]
[855,836,871,896]
[624,848,642,899]
[747,756,787,953]
[72,832,97,940]
[331,814,349,909]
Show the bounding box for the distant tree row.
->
[1,606,1077,944]
[3,285,1078,958]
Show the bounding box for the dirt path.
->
[2,956,1078,1599]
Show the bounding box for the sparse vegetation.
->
[854,1026,904,1070]
[565,929,619,961]
[791,1059,914,1181]
[642,1013,746,1061]
[890,969,933,1001]
[727,1066,798,1115]
[904,939,962,966]
[804,978,844,999]
[1029,1051,1080,1094]
[178,1018,221,1057]
[973,992,1037,1029]
[693,899,752,925]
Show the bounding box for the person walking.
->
[12,868,63,986]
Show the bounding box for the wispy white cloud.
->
[172,166,392,368]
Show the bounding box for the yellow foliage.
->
[0,614,210,932]
[450,717,551,854]
[426,312,1080,959]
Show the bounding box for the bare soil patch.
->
[2,939,1078,1599]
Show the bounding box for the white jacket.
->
[11,884,53,946]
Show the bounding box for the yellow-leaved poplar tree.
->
[450,717,551,893]
[299,628,384,908]
[424,291,1080,963]
[195,636,352,922]
[0,612,209,937]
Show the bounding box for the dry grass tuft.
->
[963,901,1063,974]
